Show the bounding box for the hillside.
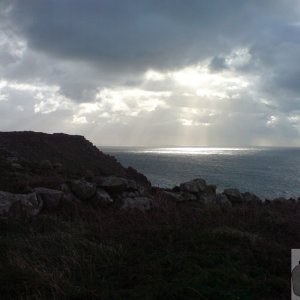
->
[0,131,150,193]
[0,131,298,299]
[0,131,125,175]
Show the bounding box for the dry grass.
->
[0,194,299,299]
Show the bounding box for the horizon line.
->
[97,145,300,149]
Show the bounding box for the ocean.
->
[101,146,300,199]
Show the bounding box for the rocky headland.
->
[0,131,299,299]
[0,131,298,220]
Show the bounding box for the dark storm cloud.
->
[8,0,298,72]
[209,56,228,72]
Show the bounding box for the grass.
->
[0,196,299,299]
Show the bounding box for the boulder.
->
[179,178,207,194]
[0,192,18,217]
[69,180,96,201]
[126,166,152,188]
[99,176,138,193]
[0,191,42,219]
[137,185,147,195]
[199,193,216,204]
[197,184,217,203]
[11,163,24,170]
[215,193,231,207]
[242,192,262,204]
[121,197,152,211]
[91,188,113,207]
[163,191,184,202]
[60,184,81,203]
[206,184,217,194]
[163,191,197,202]
[34,187,63,211]
[223,188,243,204]
[179,191,198,202]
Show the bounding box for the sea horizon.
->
[101,146,300,199]
[100,145,300,151]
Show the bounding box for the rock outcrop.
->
[223,188,243,204]
[91,189,113,207]
[69,180,97,201]
[34,187,63,211]
[163,190,197,202]
[98,176,138,193]
[121,197,152,211]
[0,131,297,220]
[162,180,266,207]
[242,192,262,204]
[215,193,231,207]
[169,178,217,203]
[179,178,207,194]
[0,131,149,193]
[0,191,42,219]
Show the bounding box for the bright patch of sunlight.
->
[179,107,216,127]
[72,87,171,123]
[96,88,170,112]
[0,93,8,102]
[145,70,166,81]
[267,115,278,127]
[137,147,258,155]
[34,93,71,114]
[173,65,212,88]
[8,82,59,92]
[225,48,251,68]
[181,118,211,127]
[72,115,88,124]
[153,59,251,101]
[196,89,229,99]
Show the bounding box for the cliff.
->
[0,131,150,192]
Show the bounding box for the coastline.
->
[0,132,298,299]
[104,145,300,199]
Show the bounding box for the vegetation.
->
[0,195,298,299]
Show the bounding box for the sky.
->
[0,0,300,146]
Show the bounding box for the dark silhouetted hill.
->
[0,131,150,191]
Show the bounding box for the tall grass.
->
[0,195,299,299]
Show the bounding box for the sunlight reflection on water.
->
[133,147,259,155]
[102,146,300,198]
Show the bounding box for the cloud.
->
[0,0,299,146]
[10,0,299,72]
